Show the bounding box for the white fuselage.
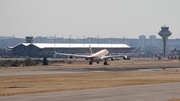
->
[90,49,109,62]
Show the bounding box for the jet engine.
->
[123,56,128,60]
[69,56,73,59]
[123,56,130,60]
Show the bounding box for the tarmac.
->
[0,65,179,76]
[0,82,180,101]
[1,64,180,101]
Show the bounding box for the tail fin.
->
[172,48,176,53]
[89,45,93,55]
[4,48,8,54]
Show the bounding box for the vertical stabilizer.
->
[4,48,8,54]
[173,48,176,52]
[171,48,176,53]
[89,45,93,55]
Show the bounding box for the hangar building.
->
[10,43,135,57]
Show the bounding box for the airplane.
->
[170,48,177,54]
[54,45,129,65]
[4,48,8,54]
[151,48,177,57]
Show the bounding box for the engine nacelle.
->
[123,56,128,60]
[69,56,73,59]
[123,56,127,60]
[123,56,130,60]
[111,58,114,61]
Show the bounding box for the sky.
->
[0,0,180,39]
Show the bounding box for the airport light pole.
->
[61,36,63,43]
[139,46,141,60]
[77,36,79,43]
[111,36,113,47]
[111,36,113,54]
[12,35,15,46]
[54,34,56,52]
[97,36,99,51]
[123,37,124,46]
[69,35,71,54]
[83,35,85,53]
[83,35,85,47]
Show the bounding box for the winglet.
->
[89,45,93,55]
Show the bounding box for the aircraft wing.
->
[54,51,92,58]
[100,53,138,60]
[100,55,128,60]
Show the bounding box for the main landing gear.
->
[103,61,108,65]
[89,61,109,65]
[103,59,109,65]
[89,61,93,65]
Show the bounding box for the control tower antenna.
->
[158,26,172,57]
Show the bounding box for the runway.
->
[0,82,180,101]
[0,69,80,76]
[1,63,180,100]
[0,65,179,76]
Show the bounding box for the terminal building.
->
[9,37,135,57]
[10,43,135,57]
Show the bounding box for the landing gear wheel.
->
[89,61,93,65]
[104,61,108,65]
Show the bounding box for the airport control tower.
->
[158,26,172,56]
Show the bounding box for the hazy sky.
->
[0,0,179,39]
